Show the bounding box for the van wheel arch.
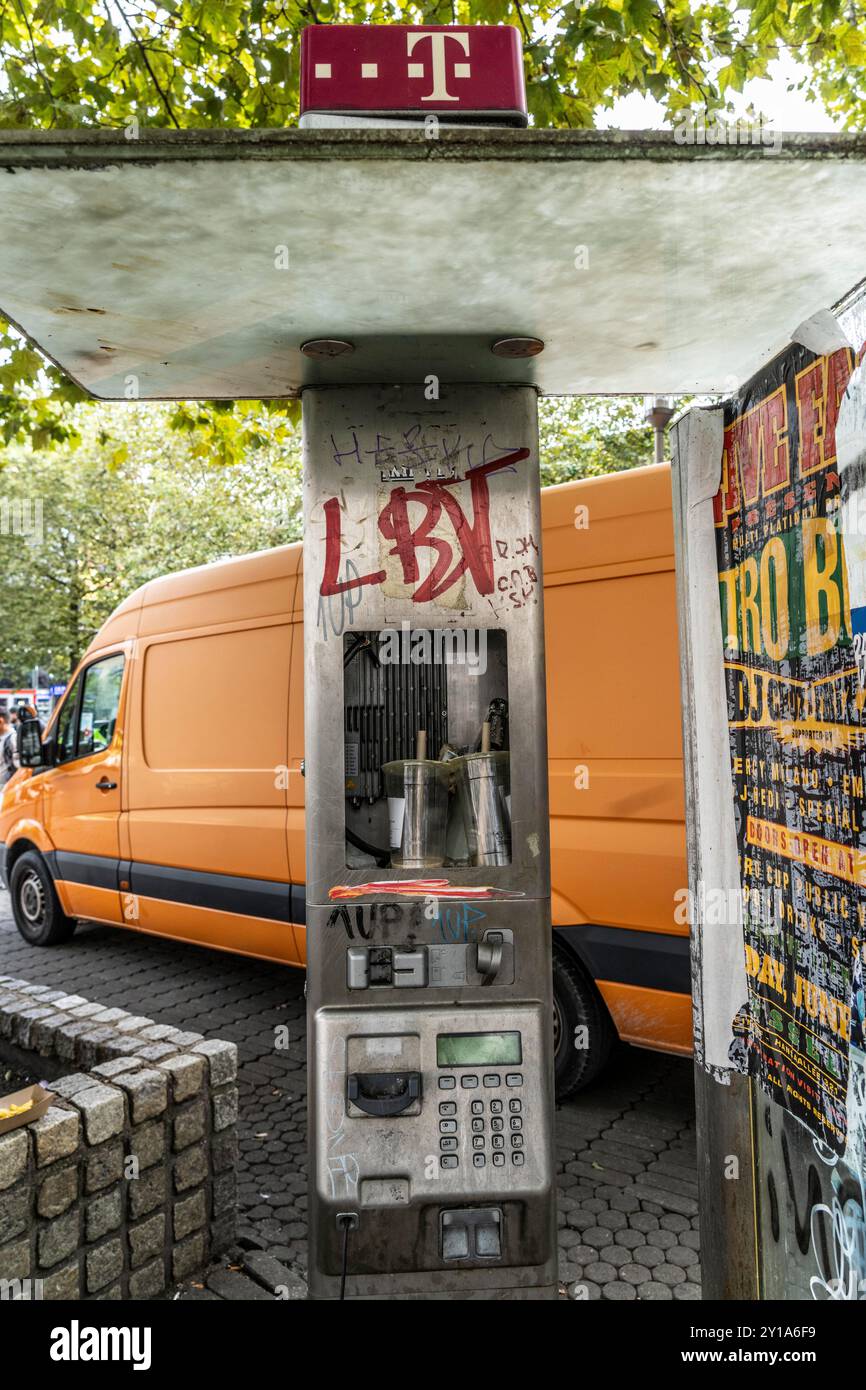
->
[5,837,42,878]
[552,935,616,1099]
[8,848,76,947]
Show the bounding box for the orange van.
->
[0,461,688,1095]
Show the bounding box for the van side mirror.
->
[18,719,46,768]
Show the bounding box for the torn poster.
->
[714,337,866,1152]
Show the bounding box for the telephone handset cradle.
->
[347,1071,422,1117]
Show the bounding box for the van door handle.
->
[95,777,117,792]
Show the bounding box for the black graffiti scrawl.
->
[714,338,866,1153]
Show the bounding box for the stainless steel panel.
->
[304,384,555,1299]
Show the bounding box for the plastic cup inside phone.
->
[383,760,451,869]
[455,751,511,867]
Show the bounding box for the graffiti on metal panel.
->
[328,878,524,902]
[327,901,409,940]
[331,423,471,479]
[760,1062,866,1299]
[324,1033,358,1201]
[435,900,487,943]
[806,1076,866,1298]
[494,532,540,609]
[326,899,492,946]
[317,558,363,641]
[714,339,866,1154]
[320,446,530,605]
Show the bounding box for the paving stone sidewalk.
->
[0,890,699,1300]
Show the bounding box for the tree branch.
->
[656,1,710,110]
[14,0,58,127]
[109,0,181,128]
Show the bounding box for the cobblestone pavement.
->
[0,890,699,1301]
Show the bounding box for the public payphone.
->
[304,384,557,1298]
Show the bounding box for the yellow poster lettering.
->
[741,555,761,654]
[803,517,841,657]
[759,536,789,661]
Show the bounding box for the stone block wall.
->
[0,975,237,1299]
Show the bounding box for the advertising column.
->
[673,309,866,1298]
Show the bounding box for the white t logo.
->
[407,30,470,102]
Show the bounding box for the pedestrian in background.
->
[0,710,19,788]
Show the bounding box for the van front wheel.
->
[553,947,615,1099]
[9,852,76,947]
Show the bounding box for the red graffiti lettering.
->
[379,448,529,603]
[319,448,529,603]
[320,497,386,596]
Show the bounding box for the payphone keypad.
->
[437,1072,525,1169]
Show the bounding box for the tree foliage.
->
[2,0,858,136]
[539,395,661,484]
[0,403,302,680]
[0,0,861,453]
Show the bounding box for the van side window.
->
[77,654,125,758]
[54,676,81,764]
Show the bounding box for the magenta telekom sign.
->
[299,24,527,123]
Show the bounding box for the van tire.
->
[9,852,77,946]
[553,946,615,1099]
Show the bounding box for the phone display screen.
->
[436,1032,522,1067]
